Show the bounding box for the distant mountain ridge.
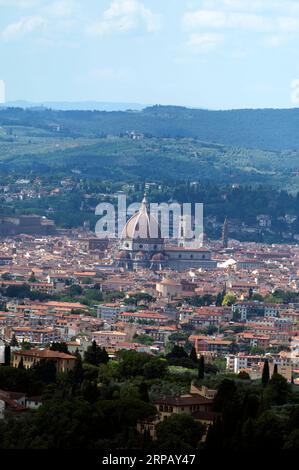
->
[1,104,299,150]
[0,100,146,111]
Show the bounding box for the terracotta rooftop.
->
[13,349,76,360]
[155,394,213,406]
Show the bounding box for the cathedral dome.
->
[121,195,161,240]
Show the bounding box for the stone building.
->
[115,196,217,271]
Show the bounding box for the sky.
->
[1,0,299,109]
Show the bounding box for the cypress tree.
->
[10,334,18,347]
[273,363,278,375]
[4,345,11,366]
[18,357,24,369]
[215,292,223,307]
[262,359,270,388]
[139,382,150,402]
[84,340,99,366]
[198,355,205,380]
[84,342,109,366]
[73,351,84,386]
[100,347,109,364]
[205,416,223,449]
[189,346,198,363]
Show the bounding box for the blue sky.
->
[1,0,299,109]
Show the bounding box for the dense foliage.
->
[0,346,298,449]
[2,105,299,150]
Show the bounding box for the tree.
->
[254,411,285,449]
[125,292,156,306]
[101,347,109,364]
[118,350,151,378]
[1,272,11,281]
[134,333,154,346]
[198,355,205,380]
[242,392,260,421]
[273,364,278,375]
[139,382,149,402]
[156,413,205,449]
[6,284,31,299]
[284,430,299,449]
[72,351,84,387]
[262,359,270,388]
[166,345,188,359]
[4,345,11,366]
[10,334,18,347]
[18,357,24,369]
[238,371,250,380]
[28,271,37,283]
[50,342,69,354]
[33,359,57,384]
[200,325,218,336]
[264,373,290,406]
[143,358,168,380]
[185,294,215,307]
[215,291,224,307]
[248,287,253,299]
[222,292,236,306]
[232,308,240,322]
[205,416,223,449]
[67,284,83,296]
[84,341,109,367]
[189,347,198,364]
[168,332,188,343]
[213,379,237,412]
[229,341,239,354]
[204,363,218,375]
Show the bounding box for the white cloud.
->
[0,0,39,7]
[88,0,161,36]
[183,3,299,34]
[183,10,272,32]
[201,0,299,14]
[1,1,76,41]
[182,1,299,52]
[1,15,46,40]
[42,0,75,18]
[186,32,224,54]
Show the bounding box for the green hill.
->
[1,106,299,189]
[1,105,299,150]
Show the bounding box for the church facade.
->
[115,196,217,272]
